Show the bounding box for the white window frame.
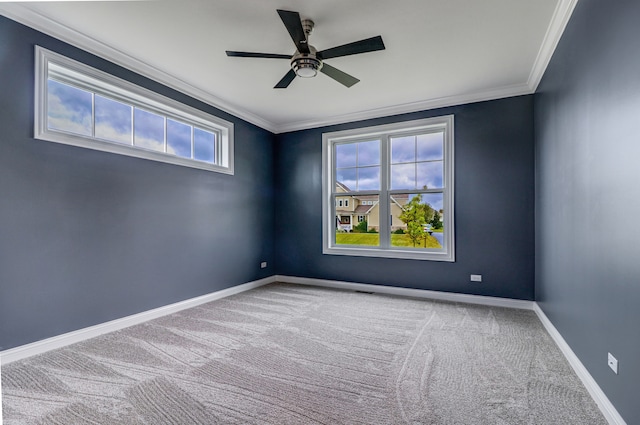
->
[322,115,455,262]
[34,46,234,174]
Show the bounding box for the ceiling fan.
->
[226,9,385,89]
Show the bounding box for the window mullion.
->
[129,104,134,145]
[163,116,167,153]
[215,130,221,165]
[91,93,96,138]
[379,135,391,248]
[132,107,137,146]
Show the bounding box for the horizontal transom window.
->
[35,46,234,174]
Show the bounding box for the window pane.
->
[417,161,443,189]
[336,168,357,191]
[390,192,443,249]
[391,136,415,164]
[357,140,380,167]
[417,132,443,161]
[336,143,357,168]
[335,194,379,246]
[357,166,380,190]
[47,79,92,136]
[423,192,445,248]
[167,119,192,159]
[194,128,216,163]
[95,95,132,144]
[134,108,165,152]
[391,163,416,190]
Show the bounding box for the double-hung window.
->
[322,116,454,261]
[34,46,233,174]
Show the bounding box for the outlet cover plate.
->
[470,274,482,282]
[608,352,618,374]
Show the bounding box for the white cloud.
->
[47,93,91,136]
[95,123,131,145]
[134,136,164,153]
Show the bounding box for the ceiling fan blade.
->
[226,51,291,59]
[274,69,297,89]
[320,63,360,88]
[318,35,385,60]
[277,9,310,54]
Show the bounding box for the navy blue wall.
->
[275,96,535,300]
[0,16,275,351]
[535,0,640,422]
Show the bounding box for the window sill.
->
[323,245,455,262]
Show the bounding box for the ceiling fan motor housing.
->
[301,19,314,36]
[291,46,322,78]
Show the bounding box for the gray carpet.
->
[2,283,607,424]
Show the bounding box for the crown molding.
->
[527,0,579,91]
[275,0,579,134]
[0,4,277,133]
[1,1,576,135]
[273,83,533,134]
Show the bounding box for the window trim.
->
[322,115,455,262]
[34,46,234,174]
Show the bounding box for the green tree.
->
[398,194,435,247]
[353,220,368,233]
[430,210,443,230]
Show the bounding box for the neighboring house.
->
[335,182,408,232]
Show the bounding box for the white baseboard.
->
[0,274,626,425]
[276,275,625,424]
[0,276,275,365]
[533,304,626,425]
[275,275,535,310]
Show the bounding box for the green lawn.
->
[335,233,380,245]
[336,233,441,248]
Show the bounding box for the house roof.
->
[390,195,409,208]
[355,205,375,214]
[336,181,351,192]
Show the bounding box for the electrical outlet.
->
[260,261,267,269]
[608,352,618,374]
[470,274,482,282]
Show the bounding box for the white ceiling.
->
[0,0,576,133]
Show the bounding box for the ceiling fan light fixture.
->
[292,55,322,78]
[226,9,385,89]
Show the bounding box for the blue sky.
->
[390,133,443,190]
[335,133,444,192]
[167,119,191,158]
[95,95,131,144]
[336,140,381,191]
[47,80,92,136]
[47,79,215,163]
[414,192,443,212]
[194,128,216,163]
